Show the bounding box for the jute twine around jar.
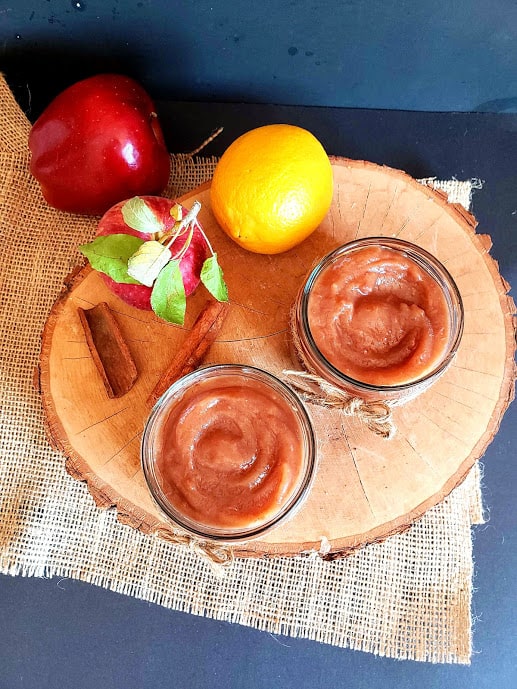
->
[154,526,234,571]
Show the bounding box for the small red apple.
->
[29,74,171,215]
[95,196,209,310]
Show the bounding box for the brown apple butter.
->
[307,244,451,386]
[154,371,307,530]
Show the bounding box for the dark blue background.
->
[1,0,517,115]
[1,2,516,688]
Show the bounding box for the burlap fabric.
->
[0,75,484,664]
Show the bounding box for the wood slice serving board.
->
[39,158,516,559]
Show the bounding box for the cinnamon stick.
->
[148,299,230,406]
[78,302,138,398]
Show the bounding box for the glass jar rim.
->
[141,363,317,542]
[298,237,464,394]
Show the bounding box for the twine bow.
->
[283,369,396,439]
[156,527,234,575]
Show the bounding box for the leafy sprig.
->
[79,197,228,325]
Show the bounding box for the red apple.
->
[95,196,210,310]
[29,74,171,215]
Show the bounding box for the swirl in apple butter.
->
[154,370,308,530]
[307,244,452,386]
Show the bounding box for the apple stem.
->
[160,199,218,265]
[195,219,216,257]
[163,200,201,250]
[172,225,194,263]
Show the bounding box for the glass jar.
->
[291,237,464,403]
[142,364,316,542]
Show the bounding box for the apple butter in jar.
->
[291,237,464,403]
[142,364,316,542]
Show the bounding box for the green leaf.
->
[200,254,229,302]
[150,260,186,325]
[127,240,172,287]
[121,197,164,235]
[79,234,144,284]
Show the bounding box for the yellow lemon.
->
[210,124,333,254]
